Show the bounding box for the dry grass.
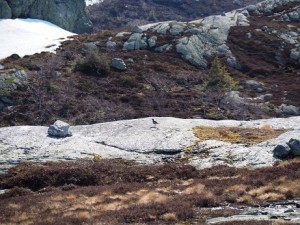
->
[0,159,300,224]
[192,126,285,145]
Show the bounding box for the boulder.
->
[106,40,117,50]
[245,80,265,92]
[1,0,92,33]
[123,33,148,50]
[287,138,300,156]
[148,36,157,48]
[48,120,72,138]
[273,144,290,159]
[290,49,300,61]
[111,58,127,71]
[0,69,28,95]
[280,104,300,116]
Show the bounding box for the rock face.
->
[1,116,300,172]
[0,0,92,33]
[121,8,249,68]
[119,0,300,70]
[0,0,11,18]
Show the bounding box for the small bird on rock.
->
[152,118,158,125]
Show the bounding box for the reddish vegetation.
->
[0,159,300,224]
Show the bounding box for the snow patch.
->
[0,19,75,60]
[85,0,103,6]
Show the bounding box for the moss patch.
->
[192,126,286,145]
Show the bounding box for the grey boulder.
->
[273,144,290,159]
[111,58,127,71]
[287,138,300,156]
[280,104,300,116]
[48,120,72,138]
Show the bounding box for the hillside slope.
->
[88,0,263,30]
[0,0,299,127]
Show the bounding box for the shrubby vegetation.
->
[75,50,110,76]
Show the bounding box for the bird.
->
[152,118,158,125]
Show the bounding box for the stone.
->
[273,144,290,158]
[246,5,258,13]
[280,104,300,116]
[1,0,92,33]
[51,71,61,78]
[245,80,265,92]
[111,58,127,71]
[227,56,242,70]
[83,42,98,52]
[0,64,4,70]
[155,44,172,53]
[0,69,28,94]
[106,40,117,50]
[148,36,157,48]
[132,26,143,34]
[169,24,185,36]
[153,23,170,35]
[123,33,148,50]
[48,120,72,138]
[262,94,273,101]
[290,49,300,60]
[287,138,300,156]
[222,91,245,108]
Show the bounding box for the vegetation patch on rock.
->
[192,125,286,145]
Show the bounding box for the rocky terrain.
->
[0,0,300,224]
[88,0,263,31]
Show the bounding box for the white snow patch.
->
[85,0,103,6]
[0,18,75,60]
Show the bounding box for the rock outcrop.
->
[120,0,300,69]
[1,116,300,173]
[0,0,92,33]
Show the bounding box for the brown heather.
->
[0,158,299,224]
